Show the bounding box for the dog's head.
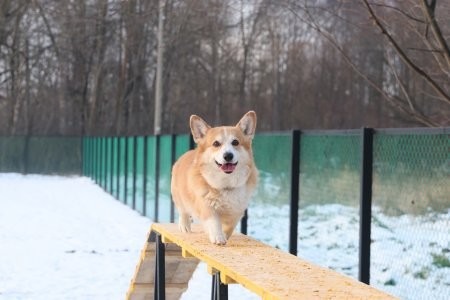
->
[190,111,257,188]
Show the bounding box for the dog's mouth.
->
[215,161,238,174]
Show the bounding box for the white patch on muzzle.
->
[213,131,240,174]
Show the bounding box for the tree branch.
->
[33,0,61,61]
[420,0,450,68]
[285,2,441,127]
[386,53,415,112]
[368,2,425,24]
[362,0,450,105]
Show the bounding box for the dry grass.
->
[298,169,450,215]
[372,173,450,215]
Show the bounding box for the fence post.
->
[92,137,95,179]
[97,138,101,184]
[84,137,88,177]
[143,136,148,216]
[97,137,100,184]
[104,137,109,190]
[359,127,374,284]
[91,137,97,182]
[103,137,107,188]
[98,137,102,184]
[110,137,114,193]
[289,130,301,256]
[124,137,129,205]
[155,135,161,222]
[116,137,121,200]
[132,136,137,210]
[105,137,109,189]
[80,136,84,176]
[240,210,248,235]
[96,138,100,184]
[102,138,105,189]
[100,137,103,185]
[240,131,248,234]
[170,134,177,222]
[189,133,195,150]
[88,137,92,177]
[91,137,95,178]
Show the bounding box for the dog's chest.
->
[208,186,250,215]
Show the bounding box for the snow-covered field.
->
[0,174,448,299]
[0,174,151,300]
[0,174,257,300]
[248,204,450,300]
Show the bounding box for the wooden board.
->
[151,223,398,300]
[126,232,199,300]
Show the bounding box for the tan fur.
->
[171,111,258,245]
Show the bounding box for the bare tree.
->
[1,0,447,136]
[283,0,449,127]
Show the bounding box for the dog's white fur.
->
[171,111,258,245]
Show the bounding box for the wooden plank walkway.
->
[128,223,397,299]
[126,230,199,300]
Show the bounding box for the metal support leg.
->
[154,232,165,300]
[211,272,228,300]
[211,274,216,299]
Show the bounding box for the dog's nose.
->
[223,152,234,162]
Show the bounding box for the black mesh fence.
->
[297,132,361,278]
[1,128,448,300]
[370,130,449,299]
[247,133,292,250]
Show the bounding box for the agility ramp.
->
[127,223,397,299]
[126,230,199,300]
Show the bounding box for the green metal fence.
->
[0,127,448,300]
[298,131,362,279]
[370,129,449,298]
[0,136,81,174]
[81,128,450,300]
[82,135,192,222]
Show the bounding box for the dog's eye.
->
[213,141,221,147]
[231,139,239,146]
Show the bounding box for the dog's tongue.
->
[221,163,236,173]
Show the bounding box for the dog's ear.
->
[190,115,211,143]
[236,111,257,139]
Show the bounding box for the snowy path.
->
[0,174,257,300]
[0,174,151,300]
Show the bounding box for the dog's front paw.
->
[178,214,192,233]
[179,223,191,233]
[209,232,227,245]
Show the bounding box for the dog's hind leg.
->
[172,196,192,233]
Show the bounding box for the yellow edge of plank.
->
[161,236,173,244]
[220,272,237,284]
[150,223,396,300]
[182,248,194,258]
[151,223,269,298]
[207,265,217,275]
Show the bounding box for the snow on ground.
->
[0,174,257,300]
[248,203,450,300]
[0,174,151,300]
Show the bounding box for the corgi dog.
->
[171,111,258,245]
